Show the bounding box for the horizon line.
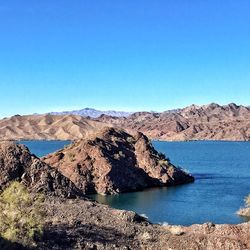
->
[1,101,249,119]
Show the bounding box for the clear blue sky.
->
[0,0,250,117]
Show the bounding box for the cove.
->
[20,140,250,225]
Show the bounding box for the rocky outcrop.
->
[43,127,194,195]
[0,142,82,198]
[38,197,250,250]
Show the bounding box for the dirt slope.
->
[0,114,108,140]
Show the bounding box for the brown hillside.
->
[97,103,250,141]
[0,114,108,140]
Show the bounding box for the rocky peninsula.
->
[43,127,194,195]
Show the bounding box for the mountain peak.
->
[48,108,133,118]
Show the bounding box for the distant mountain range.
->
[96,103,250,141]
[0,114,107,140]
[48,108,133,118]
[1,103,250,141]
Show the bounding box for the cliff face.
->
[43,128,194,195]
[0,142,82,198]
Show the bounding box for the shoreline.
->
[0,138,249,143]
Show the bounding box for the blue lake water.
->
[20,140,71,157]
[20,140,250,226]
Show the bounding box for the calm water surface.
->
[20,140,250,225]
[20,140,71,157]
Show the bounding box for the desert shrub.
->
[126,136,135,143]
[118,151,125,157]
[158,152,165,158]
[159,159,169,165]
[68,152,75,161]
[113,151,125,160]
[245,194,250,207]
[0,182,45,247]
[158,152,170,162]
[114,153,120,160]
[237,194,250,217]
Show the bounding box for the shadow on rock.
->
[39,223,138,249]
[0,236,27,250]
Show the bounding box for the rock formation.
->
[43,127,194,195]
[0,142,82,198]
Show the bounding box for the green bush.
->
[237,194,250,217]
[126,136,135,143]
[0,182,45,247]
[159,159,169,165]
[68,152,75,161]
[245,194,250,207]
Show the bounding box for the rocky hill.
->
[97,103,250,141]
[43,127,194,194]
[0,142,82,197]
